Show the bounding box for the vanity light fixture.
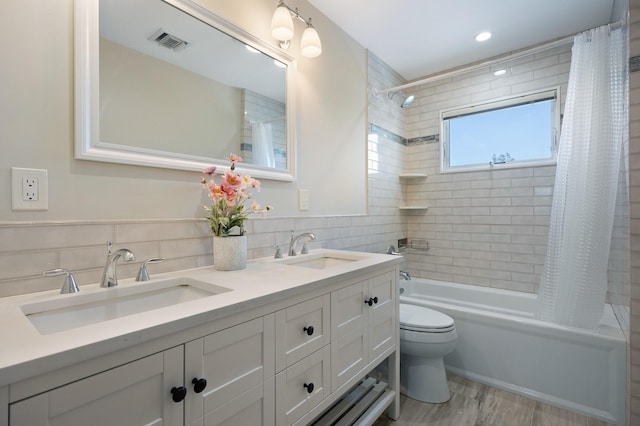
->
[271,1,322,58]
[475,31,492,42]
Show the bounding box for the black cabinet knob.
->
[365,297,379,306]
[171,386,187,402]
[303,325,314,336]
[192,377,207,393]
[303,382,314,394]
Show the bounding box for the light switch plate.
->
[298,189,309,211]
[12,167,48,210]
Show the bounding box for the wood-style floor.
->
[373,374,614,426]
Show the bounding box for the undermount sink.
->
[21,277,232,335]
[277,252,366,269]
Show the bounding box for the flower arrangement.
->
[200,154,271,237]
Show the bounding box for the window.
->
[441,88,559,172]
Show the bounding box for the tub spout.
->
[400,271,411,280]
[387,245,403,255]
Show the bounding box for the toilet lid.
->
[400,304,455,332]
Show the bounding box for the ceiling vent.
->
[148,29,189,51]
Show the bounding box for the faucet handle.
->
[44,268,79,294]
[136,258,165,282]
[274,244,283,259]
[301,242,309,254]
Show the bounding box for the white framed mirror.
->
[75,0,297,181]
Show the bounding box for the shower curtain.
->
[251,122,276,168]
[536,24,627,329]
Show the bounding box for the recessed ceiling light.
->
[494,69,507,76]
[475,32,492,42]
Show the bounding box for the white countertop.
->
[0,249,400,388]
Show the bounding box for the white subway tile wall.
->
[629,1,640,423]
[398,44,572,293]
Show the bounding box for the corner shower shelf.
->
[399,173,428,179]
[398,206,429,211]
[399,173,428,212]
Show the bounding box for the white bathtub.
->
[399,278,626,425]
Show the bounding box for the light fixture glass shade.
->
[271,6,294,41]
[475,31,492,42]
[300,25,322,58]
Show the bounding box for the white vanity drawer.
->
[275,294,330,372]
[275,345,331,426]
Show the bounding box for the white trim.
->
[74,0,297,181]
[440,87,560,174]
[440,158,557,174]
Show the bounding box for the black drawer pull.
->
[303,325,314,336]
[364,297,378,306]
[171,386,187,402]
[304,382,314,393]
[192,377,207,393]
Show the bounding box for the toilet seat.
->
[400,304,455,333]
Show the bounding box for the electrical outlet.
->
[23,177,39,201]
[12,167,48,210]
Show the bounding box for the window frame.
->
[440,87,560,173]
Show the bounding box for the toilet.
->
[399,303,458,403]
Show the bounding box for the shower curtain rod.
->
[377,19,626,94]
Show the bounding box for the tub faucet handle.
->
[387,245,402,255]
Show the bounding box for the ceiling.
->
[307,0,620,81]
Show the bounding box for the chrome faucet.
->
[387,245,403,255]
[100,241,135,288]
[289,231,316,256]
[399,271,412,281]
[44,268,80,294]
[135,257,165,282]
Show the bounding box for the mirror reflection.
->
[76,0,295,180]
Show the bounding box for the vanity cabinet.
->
[6,261,399,426]
[10,347,184,425]
[10,316,275,426]
[275,295,330,372]
[331,271,396,391]
[275,346,331,426]
[184,315,275,425]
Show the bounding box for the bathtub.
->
[399,278,626,426]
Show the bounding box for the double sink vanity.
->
[0,249,401,425]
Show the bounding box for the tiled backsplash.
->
[0,124,407,298]
[0,215,405,298]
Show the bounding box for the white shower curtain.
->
[536,25,627,329]
[252,122,276,168]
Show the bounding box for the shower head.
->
[401,94,415,108]
[387,91,415,108]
